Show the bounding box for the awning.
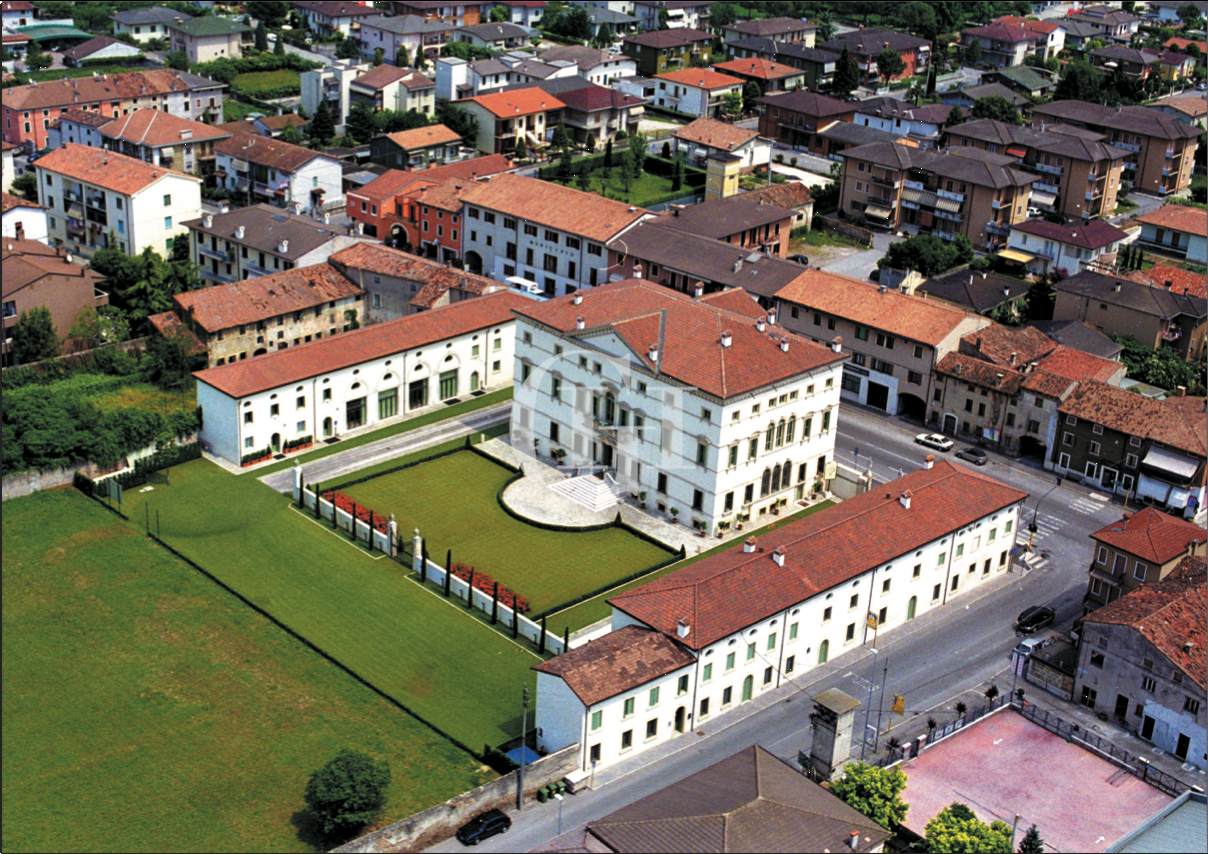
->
[1031,190,1057,207]
[864,204,894,220]
[160,146,175,158]
[1141,445,1200,481]
[935,196,962,214]
[903,187,939,207]
[998,249,1036,264]
[1006,147,1027,158]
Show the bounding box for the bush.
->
[304,749,391,836]
[241,447,273,466]
[111,442,203,490]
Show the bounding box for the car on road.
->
[915,433,954,452]
[1015,606,1055,635]
[1198,82,1207,91]
[456,809,511,846]
[788,254,810,266]
[955,447,988,466]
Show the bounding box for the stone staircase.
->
[548,473,620,513]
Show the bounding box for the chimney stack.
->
[721,330,732,348]
[831,336,843,354]
[634,263,643,279]
[899,490,913,510]
[848,831,861,851]
[772,547,786,566]
[677,619,691,639]
[573,292,583,305]
[694,281,704,298]
[743,538,757,554]
[279,239,289,253]
[780,337,790,353]
[577,315,586,330]
[204,213,213,228]
[236,225,246,239]
[923,454,935,470]
[1176,386,1186,397]
[756,317,766,332]
[648,343,659,362]
[767,310,777,327]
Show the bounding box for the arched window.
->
[786,416,796,444]
[761,468,772,497]
[776,420,786,447]
[818,640,829,664]
[605,393,616,423]
[783,459,792,487]
[772,464,782,492]
[798,462,808,483]
[765,423,775,452]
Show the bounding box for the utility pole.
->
[517,685,529,811]
[1027,477,1062,550]
[859,646,878,761]
[875,657,888,750]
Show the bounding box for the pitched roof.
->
[294,0,381,17]
[1053,271,1207,321]
[33,143,196,196]
[1136,205,1208,237]
[623,27,714,49]
[1125,265,1208,300]
[1036,345,1124,385]
[256,113,310,131]
[1059,381,1208,458]
[842,142,1038,189]
[1024,320,1123,361]
[1091,507,1207,565]
[2,191,44,213]
[533,80,646,114]
[360,13,456,36]
[1031,101,1201,141]
[513,279,843,399]
[1,69,208,113]
[173,264,362,333]
[1083,558,1207,691]
[62,35,140,62]
[194,289,531,399]
[462,86,565,117]
[610,463,1027,650]
[726,16,816,37]
[97,108,230,147]
[946,119,1128,164]
[674,117,757,151]
[777,270,979,347]
[1011,218,1128,250]
[351,64,435,90]
[456,21,530,40]
[1151,94,1208,120]
[755,89,851,119]
[531,625,695,706]
[327,242,504,309]
[587,746,891,854]
[950,82,1029,107]
[1164,37,1208,55]
[921,269,1030,314]
[539,44,618,70]
[166,15,251,36]
[655,68,744,90]
[819,29,930,55]
[713,57,804,80]
[739,181,813,211]
[349,155,512,203]
[959,324,1056,368]
[113,6,186,25]
[2,238,106,297]
[461,173,645,243]
[381,123,464,151]
[214,132,325,172]
[965,22,1040,43]
[655,195,795,240]
[993,14,1061,35]
[990,64,1055,92]
[936,352,1026,396]
[183,204,351,260]
[723,36,839,66]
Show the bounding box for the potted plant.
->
[669,507,680,524]
[551,447,567,465]
[638,490,647,509]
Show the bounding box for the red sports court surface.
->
[899,709,1172,852]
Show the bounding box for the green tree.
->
[966,37,983,65]
[575,168,592,191]
[11,306,60,365]
[396,45,410,68]
[604,137,613,169]
[308,98,336,147]
[274,34,285,56]
[711,2,739,28]
[972,95,1022,125]
[490,4,511,23]
[833,45,861,95]
[559,145,574,180]
[1018,824,1045,854]
[1117,334,1205,395]
[346,102,377,145]
[372,47,384,67]
[898,2,939,41]
[144,324,204,389]
[1179,2,1205,29]
[672,153,685,192]
[1055,60,1103,102]
[335,35,361,60]
[416,49,428,71]
[829,761,910,830]
[619,150,634,195]
[924,803,1012,853]
[658,7,671,30]
[630,130,648,176]
[721,89,744,119]
[10,172,38,202]
[435,99,479,143]
[255,19,268,52]
[876,48,906,81]
[514,134,528,161]
[304,749,391,835]
[742,80,763,113]
[67,305,130,350]
[1024,277,1057,321]
[550,121,570,152]
[585,132,597,153]
[24,48,53,70]
[247,0,288,27]
[943,105,966,130]
[879,234,973,276]
[279,123,306,145]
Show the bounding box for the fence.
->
[298,482,397,556]
[872,696,1007,767]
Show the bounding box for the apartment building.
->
[457,88,565,156]
[358,14,456,63]
[1005,219,1128,278]
[991,16,1065,60]
[1089,46,1197,81]
[652,195,795,258]
[1083,507,1207,611]
[349,65,437,116]
[1067,4,1142,42]
[853,99,962,149]
[620,28,713,76]
[1136,205,1208,265]
[642,69,743,119]
[387,1,492,26]
[724,39,839,92]
[817,30,930,86]
[214,132,344,215]
[436,55,579,101]
[720,16,816,47]
[301,60,371,135]
[111,8,187,43]
[961,21,1047,68]
[838,142,1036,251]
[293,0,379,38]
[33,144,201,259]
[632,0,711,32]
[755,90,855,156]
[166,15,252,64]
[369,124,465,171]
[1031,101,1201,197]
[2,239,107,366]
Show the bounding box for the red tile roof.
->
[994,15,1062,35]
[960,324,1056,368]
[147,310,205,352]
[33,143,197,196]
[1035,345,1124,385]
[461,173,647,243]
[1164,37,1208,55]
[740,181,814,210]
[1,69,201,113]
[352,65,435,91]
[214,132,325,173]
[532,625,696,706]
[1060,381,1208,458]
[194,290,531,399]
[514,279,845,399]
[937,352,1026,396]
[1136,205,1208,237]
[655,68,744,90]
[610,462,1028,650]
[713,57,804,80]
[673,117,757,151]
[1127,265,1208,300]
[2,191,44,212]
[327,242,506,309]
[383,123,464,151]
[1091,506,1207,565]
[1011,218,1128,250]
[463,87,566,117]
[174,264,363,333]
[98,108,231,147]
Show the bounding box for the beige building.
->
[839,141,1036,252]
[167,15,253,64]
[1084,507,1207,612]
[458,88,566,156]
[349,65,437,116]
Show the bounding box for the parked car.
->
[456,809,511,846]
[955,447,988,466]
[1198,82,1207,91]
[915,433,954,452]
[788,253,810,266]
[1026,207,1041,218]
[869,267,880,282]
[1015,605,1055,635]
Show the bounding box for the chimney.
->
[694,281,704,298]
[767,310,777,327]
[1165,279,1173,290]
[103,156,108,166]
[996,373,1004,386]
[65,252,73,264]
[756,317,766,332]
[279,239,289,253]
[780,337,790,353]
[237,225,246,239]
[1185,641,1196,654]
[204,213,213,229]
[152,171,158,179]
[923,454,935,470]
[743,537,757,554]
[220,201,230,214]
[831,336,843,354]
[577,315,586,330]
[772,547,786,566]
[323,212,330,224]
[677,619,691,639]
[1009,352,1017,366]
[721,330,732,348]
[970,274,975,286]
[357,222,365,234]
[879,284,888,294]
[648,343,659,362]
[848,831,861,851]
[634,263,643,279]
[1003,287,1010,298]
[900,490,913,510]
[1176,386,1186,397]
[14,225,24,241]
[573,292,583,305]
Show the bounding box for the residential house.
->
[755,91,855,157]
[457,87,565,155]
[511,278,846,530]
[620,28,714,77]
[2,32,30,64]
[720,17,816,48]
[152,263,365,367]
[740,182,814,231]
[1148,0,1208,23]
[1136,205,1208,265]
[723,38,839,92]
[369,124,465,171]
[654,195,795,258]
[166,15,252,64]
[33,143,201,258]
[193,289,527,463]
[491,2,547,28]
[1052,381,1207,517]
[852,98,963,149]
[632,1,711,32]
[991,15,1066,60]
[673,118,759,170]
[961,22,1048,68]
[538,45,637,85]
[576,4,640,37]
[983,65,1057,99]
[817,30,931,86]
[214,132,345,214]
[1083,507,1207,611]
[838,142,1036,251]
[1066,4,1142,42]
[939,82,1029,112]
[61,36,143,67]
[1058,19,1102,51]
[2,191,48,243]
[506,77,644,144]
[533,458,1026,772]
[776,271,989,420]
[645,68,743,119]
[1,69,226,152]
[251,114,312,139]
[358,14,455,63]
[2,238,107,366]
[1,0,35,29]
[713,57,806,94]
[1075,557,1206,768]
[1025,319,1124,361]
[386,1,491,26]
[918,268,1030,317]
[455,22,531,51]
[1163,37,1208,64]
[459,172,648,293]
[349,65,437,116]
[328,241,508,318]
[184,203,375,286]
[436,55,577,101]
[1088,46,1196,81]
[1005,218,1129,278]
[1031,101,1201,197]
[1148,95,1208,130]
[581,747,891,852]
[293,1,379,38]
[301,59,372,134]
[1052,269,1207,362]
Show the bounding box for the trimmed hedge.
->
[242,447,273,466]
[112,442,203,490]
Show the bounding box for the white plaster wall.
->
[128,173,203,257]
[197,381,241,464]
[2,206,49,243]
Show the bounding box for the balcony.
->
[201,269,235,284]
[64,188,82,203]
[1114,140,1141,153]
[1161,327,1182,342]
[991,199,1003,210]
[1034,162,1062,176]
[198,245,232,263]
[985,221,1010,236]
[904,179,925,192]
[1033,179,1060,195]
[244,260,275,276]
[86,194,105,209]
[592,417,619,437]
[1161,167,1171,177]
[870,173,901,189]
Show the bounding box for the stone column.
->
[388,514,398,558]
[292,460,303,502]
[412,528,423,574]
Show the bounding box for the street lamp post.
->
[1027,476,1062,551]
[517,685,529,811]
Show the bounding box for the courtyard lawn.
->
[339,451,676,615]
[548,170,685,208]
[118,440,547,751]
[224,99,263,122]
[2,488,491,854]
[232,69,301,95]
[548,500,836,633]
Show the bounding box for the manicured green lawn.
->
[340,451,675,615]
[119,441,546,751]
[2,489,491,854]
[548,170,686,207]
[232,69,301,94]
[223,99,263,122]
[548,500,836,632]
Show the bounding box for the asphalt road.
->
[426,405,1127,853]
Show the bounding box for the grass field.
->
[339,451,675,616]
[223,99,264,122]
[88,380,197,417]
[232,69,301,94]
[2,488,492,854]
[547,170,686,208]
[117,439,548,751]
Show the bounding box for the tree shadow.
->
[290,808,361,852]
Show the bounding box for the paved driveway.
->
[817,230,895,281]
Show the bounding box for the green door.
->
[470,371,480,392]
[907,596,917,621]
[439,369,458,400]
[741,675,753,703]
[818,640,829,665]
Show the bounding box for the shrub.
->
[449,562,530,613]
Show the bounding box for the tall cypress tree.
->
[539,616,548,654]
[467,569,476,609]
[492,582,500,624]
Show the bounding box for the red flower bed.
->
[450,562,531,614]
[321,491,389,535]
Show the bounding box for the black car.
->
[456,809,511,846]
[1015,606,1055,635]
[788,254,810,266]
[955,447,988,466]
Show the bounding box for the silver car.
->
[915,433,955,452]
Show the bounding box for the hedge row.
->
[73,442,202,497]
[230,83,300,100]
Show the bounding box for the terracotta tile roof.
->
[414,154,512,182]
[965,22,1040,43]
[623,27,713,49]
[1011,218,1128,250]
[98,108,231,147]
[776,270,981,348]
[194,289,531,399]
[713,57,803,80]
[1059,381,1208,458]
[257,114,310,131]
[514,279,845,399]
[654,195,795,241]
[1091,506,1207,565]
[3,238,106,296]
[463,87,565,118]
[174,264,363,333]
[674,117,757,151]
[739,181,813,210]
[350,169,437,203]
[1083,557,1207,691]
[352,65,435,91]
[461,173,646,243]
[610,462,1027,650]
[383,123,464,151]
[656,68,743,90]
[1151,94,1208,119]
[1164,37,1208,55]
[1,69,202,113]
[33,143,197,196]
[994,14,1061,35]
[327,242,505,309]
[347,156,512,205]
[1020,369,1078,400]
[531,625,695,706]
[147,310,205,352]
[937,352,1026,396]
[2,191,44,212]
[214,132,327,173]
[1036,345,1124,385]
[959,324,1056,368]
[1137,205,1208,238]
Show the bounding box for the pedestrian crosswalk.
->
[1028,495,1111,545]
[1070,496,1108,515]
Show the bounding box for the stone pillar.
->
[388,514,398,558]
[412,528,423,574]
[292,460,303,502]
[809,688,862,782]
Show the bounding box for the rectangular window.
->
[845,623,855,642]
[786,655,796,674]
[1141,676,1156,694]
[849,593,859,609]
[764,666,774,685]
[882,578,891,594]
[591,710,603,731]
[1133,562,1147,582]
[645,718,658,740]
[164,216,172,229]
[937,552,946,566]
[1185,697,1201,715]
[696,442,707,465]
[933,583,941,601]
[725,652,735,671]
[621,729,633,750]
[722,686,733,706]
[649,686,659,707]
[700,697,710,718]
[823,606,832,622]
[378,388,398,420]
[702,663,712,683]
[746,643,756,661]
[789,623,798,640]
[677,674,689,696]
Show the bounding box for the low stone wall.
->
[299,483,396,556]
[2,461,117,502]
[334,744,580,853]
[813,215,873,247]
